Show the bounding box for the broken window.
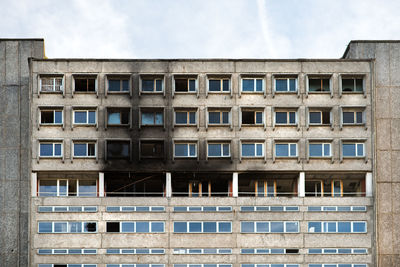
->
[140,141,164,159]
[306,176,365,197]
[309,110,331,125]
[342,77,363,92]
[106,140,130,159]
[74,76,96,92]
[40,76,63,92]
[172,173,231,197]
[38,178,97,197]
[308,77,330,92]
[105,173,165,197]
[174,76,197,92]
[40,109,63,125]
[107,108,130,126]
[241,110,263,125]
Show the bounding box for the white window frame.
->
[39,142,63,158]
[308,143,331,158]
[140,77,164,93]
[241,109,264,125]
[241,78,265,93]
[73,110,97,125]
[106,221,165,233]
[342,110,364,125]
[38,221,98,233]
[107,108,131,126]
[241,143,264,158]
[274,143,297,158]
[274,77,298,92]
[240,221,299,233]
[342,143,365,158]
[207,143,231,158]
[38,178,98,197]
[39,76,64,92]
[39,109,63,125]
[174,143,197,158]
[107,77,131,93]
[307,221,367,233]
[173,76,198,94]
[73,141,96,158]
[173,221,232,233]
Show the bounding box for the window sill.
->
[308,157,332,159]
[274,91,298,94]
[108,91,130,94]
[275,124,298,127]
[174,157,198,159]
[73,156,97,159]
[73,91,97,94]
[241,124,264,127]
[141,124,164,127]
[240,91,264,94]
[342,91,364,94]
[208,124,231,127]
[241,156,264,159]
[307,91,331,94]
[174,124,197,127]
[140,91,164,94]
[39,124,64,127]
[207,156,231,159]
[39,91,63,94]
[275,156,298,159]
[39,156,63,159]
[174,91,197,94]
[73,124,96,127]
[208,91,231,94]
[107,124,130,127]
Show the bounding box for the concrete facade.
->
[0,39,44,267]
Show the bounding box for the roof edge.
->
[0,38,44,41]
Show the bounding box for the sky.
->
[0,0,399,59]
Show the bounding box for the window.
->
[275,143,297,157]
[38,179,97,197]
[140,141,164,159]
[308,248,368,254]
[241,143,264,157]
[275,111,296,125]
[308,265,367,267]
[240,248,299,255]
[106,248,165,254]
[40,109,63,125]
[308,221,367,233]
[74,76,96,92]
[107,265,164,267]
[106,206,165,212]
[108,77,130,92]
[106,140,130,159]
[342,77,363,92]
[73,142,96,158]
[141,110,163,126]
[107,108,130,126]
[38,206,98,212]
[308,77,330,92]
[207,143,230,158]
[208,110,230,125]
[174,143,197,158]
[173,221,232,233]
[38,265,97,267]
[106,221,165,233]
[38,249,97,255]
[175,110,196,125]
[174,76,197,92]
[307,206,367,212]
[242,110,263,125]
[342,111,363,124]
[309,110,330,125]
[173,206,232,212]
[174,265,231,267]
[309,143,331,157]
[240,206,299,212]
[241,221,299,233]
[173,248,232,254]
[73,110,96,125]
[40,76,63,92]
[274,77,297,92]
[241,78,264,92]
[141,77,163,92]
[255,180,276,197]
[342,143,364,157]
[38,221,97,233]
[242,265,299,267]
[39,142,62,157]
[208,78,230,92]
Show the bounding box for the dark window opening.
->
[242,111,263,125]
[107,141,130,159]
[172,173,231,197]
[309,111,330,125]
[309,78,330,92]
[175,78,196,92]
[141,141,164,159]
[106,222,120,232]
[342,78,363,92]
[286,249,299,254]
[85,222,97,232]
[238,173,298,197]
[305,175,365,197]
[75,78,96,92]
[105,173,165,197]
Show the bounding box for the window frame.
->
[38,221,98,233]
[207,142,231,158]
[240,221,299,233]
[341,109,365,126]
[342,142,365,158]
[73,75,98,94]
[38,178,98,197]
[241,109,264,126]
[308,142,332,158]
[207,109,231,126]
[340,75,364,94]
[174,109,197,126]
[39,108,63,126]
[307,221,367,233]
[39,75,64,94]
[106,107,131,127]
[72,141,97,158]
[140,75,165,94]
[241,142,265,158]
[106,75,131,94]
[274,143,298,158]
[174,142,198,158]
[241,77,265,93]
[105,221,165,233]
[39,142,63,158]
[207,77,231,93]
[273,76,298,93]
[307,75,332,94]
[106,139,131,161]
[308,110,331,126]
[173,221,232,233]
[140,108,164,127]
[274,110,297,126]
[173,75,198,94]
[73,109,97,126]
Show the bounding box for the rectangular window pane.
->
[308,222,322,232]
[136,222,149,233]
[289,78,296,91]
[79,180,96,197]
[74,144,87,156]
[142,80,154,91]
[256,144,263,156]
[242,144,255,157]
[209,112,220,124]
[54,111,63,124]
[108,112,121,124]
[222,112,229,123]
[289,112,296,123]
[189,222,201,232]
[270,221,284,232]
[286,222,298,232]
[203,222,217,232]
[54,144,62,156]
[38,222,52,233]
[175,112,187,124]
[223,80,230,91]
[142,113,154,125]
[174,222,187,233]
[343,144,356,157]
[241,222,254,233]
[309,144,322,157]
[40,144,53,156]
[242,79,254,91]
[256,79,263,91]
[338,222,351,232]
[289,144,297,156]
[88,111,96,124]
[209,80,221,91]
[155,80,162,91]
[357,144,364,156]
[255,112,263,124]
[122,80,129,91]
[222,144,230,156]
[108,80,120,91]
[353,222,366,232]
[343,112,354,123]
[208,144,221,157]
[189,112,196,124]
[74,111,87,123]
[356,112,363,123]
[175,144,187,157]
[275,79,287,91]
[189,80,196,91]
[275,144,288,157]
[218,222,231,232]
[189,144,196,156]
[323,144,331,156]
[121,222,135,232]
[151,222,164,232]
[256,222,269,232]
[39,180,57,196]
[309,112,321,123]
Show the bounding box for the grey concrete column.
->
[166,172,172,198]
[31,172,37,197]
[298,172,305,197]
[99,172,105,197]
[365,172,372,197]
[232,172,238,197]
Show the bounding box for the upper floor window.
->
[140,141,164,159]
[141,109,163,126]
[74,76,96,92]
[308,76,330,92]
[241,221,299,233]
[275,110,297,125]
[175,110,196,125]
[106,221,164,233]
[274,77,297,92]
[208,110,230,125]
[174,142,197,158]
[308,221,367,233]
[107,108,130,126]
[207,143,230,158]
[241,109,263,125]
[174,75,197,93]
[174,221,232,233]
[40,76,63,92]
[275,143,297,158]
[342,143,364,157]
[38,221,97,233]
[208,78,230,92]
[309,143,331,158]
[108,77,130,92]
[241,143,264,158]
[141,76,163,93]
[241,78,264,92]
[73,110,96,125]
[106,140,130,160]
[309,109,331,125]
[73,142,96,158]
[342,77,363,93]
[39,142,62,158]
[40,109,63,125]
[342,110,364,125]
[38,178,97,197]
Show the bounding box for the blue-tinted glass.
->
[241,249,254,254]
[209,112,220,123]
[356,111,363,123]
[121,222,135,232]
[38,249,52,254]
[289,112,296,123]
[219,222,231,232]
[309,112,321,123]
[137,264,149,267]
[152,249,165,254]
[107,265,121,267]
[122,249,134,254]
[353,206,366,211]
[204,265,217,267]
[189,222,201,232]
[308,222,322,232]
[271,264,284,267]
[256,79,263,91]
[327,222,337,232]
[136,222,149,233]
[219,249,231,253]
[38,265,53,267]
[209,80,221,91]
[79,181,96,197]
[175,144,187,157]
[107,206,120,212]
[275,79,287,91]
[309,265,322,267]
[151,222,164,232]
[106,249,120,254]
[289,144,297,156]
[54,111,62,124]
[203,206,217,212]
[155,79,162,91]
[338,265,352,267]
[88,111,96,124]
[189,112,196,124]
[189,79,196,91]
[308,248,322,254]
[54,144,61,156]
[69,222,82,232]
[142,113,155,125]
[286,206,299,211]
[308,206,322,211]
[83,249,96,254]
[323,206,336,211]
[324,144,331,156]
[256,206,269,211]
[108,112,121,124]
[54,206,67,212]
[222,112,229,123]
[338,248,352,254]
[189,144,196,156]
[270,248,285,253]
[188,249,201,254]
[241,206,254,211]
[343,144,356,156]
[174,206,187,212]
[136,249,150,254]
[289,78,296,91]
[242,264,254,267]
[256,249,269,254]
[270,221,284,232]
[109,80,120,91]
[270,206,284,211]
[353,222,366,232]
[223,144,230,156]
[40,144,53,156]
[275,144,288,157]
[175,112,187,124]
[39,180,57,196]
[121,206,135,211]
[38,206,53,212]
[75,111,87,123]
[357,144,364,156]
[69,206,82,212]
[203,222,217,232]
[155,113,163,125]
[242,79,254,91]
[151,206,165,211]
[309,144,322,157]
[142,80,154,91]
[223,80,230,91]
[353,249,367,253]
[54,222,67,232]
[256,222,269,232]
[242,144,254,156]
[275,112,287,124]
[338,222,351,232]
[255,112,263,124]
[38,222,52,233]
[343,112,354,123]
[241,222,254,233]
[136,206,149,211]
[122,80,129,91]
[74,144,87,156]
[286,222,298,232]
[174,222,187,232]
[208,144,221,157]
[256,144,263,156]
[69,249,82,254]
[338,206,351,211]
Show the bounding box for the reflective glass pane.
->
[324,144,331,156]
[256,222,269,232]
[289,144,297,156]
[309,144,322,157]
[286,222,298,232]
[79,180,96,197]
[309,112,321,123]
[142,80,154,91]
[121,222,135,232]
[308,248,322,254]
[39,180,57,196]
[74,144,87,156]
[208,144,221,157]
[151,222,164,232]
[353,222,366,232]
[88,111,96,124]
[242,144,254,156]
[308,222,322,232]
[189,80,196,91]
[136,222,149,233]
[155,79,162,91]
[343,144,356,156]
[222,112,229,123]
[54,144,62,156]
[256,79,263,91]
[54,111,62,124]
[356,111,363,123]
[275,144,288,157]
[275,79,287,91]
[175,112,187,124]
[209,112,220,124]
[357,144,364,156]
[218,222,231,232]
[338,222,351,232]
[108,112,121,124]
[174,222,187,232]
[189,112,196,124]
[223,144,230,156]
[241,222,254,232]
[40,144,53,156]
[343,112,354,123]
[74,111,87,123]
[242,79,254,91]
[122,80,129,91]
[289,78,296,91]
[108,80,120,91]
[69,222,82,233]
[189,222,201,232]
[289,112,296,123]
[209,80,221,91]
[38,222,52,233]
[54,222,67,232]
[175,144,187,157]
[155,113,163,125]
[223,80,230,91]
[270,221,284,232]
[256,144,263,156]
[142,113,155,125]
[189,144,196,156]
[255,112,263,124]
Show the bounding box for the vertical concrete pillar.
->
[298,172,305,197]
[166,172,172,198]
[99,172,105,197]
[365,172,372,197]
[31,172,37,197]
[232,172,238,197]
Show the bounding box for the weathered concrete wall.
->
[0,39,43,266]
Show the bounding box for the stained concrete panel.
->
[375,43,391,86]
[390,43,400,86]
[377,213,393,254]
[376,150,391,182]
[392,151,400,182]
[391,119,400,150]
[5,41,19,85]
[377,183,392,213]
[392,183,400,213]
[376,119,392,150]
